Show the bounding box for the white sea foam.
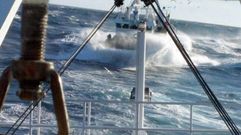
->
[51,28,232,68]
[87,29,220,67]
[193,35,241,65]
[145,32,191,67]
[0,104,29,123]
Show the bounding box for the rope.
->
[149,0,241,134]
[10,102,39,135]
[58,5,116,76]
[6,5,116,135]
[5,101,36,134]
[5,85,49,135]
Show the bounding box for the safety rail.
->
[1,99,240,135]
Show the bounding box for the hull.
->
[0,0,21,46]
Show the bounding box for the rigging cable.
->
[58,4,117,76]
[148,0,241,134]
[6,4,117,135]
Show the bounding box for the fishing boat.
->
[113,0,169,33]
[0,0,241,135]
[105,0,170,50]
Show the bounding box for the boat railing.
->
[1,99,240,135]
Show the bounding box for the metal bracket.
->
[115,0,124,7]
[141,0,155,6]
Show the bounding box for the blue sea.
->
[0,4,241,135]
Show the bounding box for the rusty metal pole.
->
[0,67,12,110]
[14,0,50,100]
[0,0,69,134]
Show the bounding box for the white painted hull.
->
[0,0,22,46]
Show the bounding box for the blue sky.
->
[49,0,241,27]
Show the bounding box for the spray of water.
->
[52,28,226,68]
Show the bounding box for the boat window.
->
[116,23,122,28]
[130,25,138,29]
[123,24,129,29]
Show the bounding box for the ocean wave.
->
[48,28,223,68]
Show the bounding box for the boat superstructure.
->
[105,0,170,50]
[114,0,169,33]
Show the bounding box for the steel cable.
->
[150,1,240,134]
[152,2,240,134]
[6,5,116,135]
[58,5,116,76]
